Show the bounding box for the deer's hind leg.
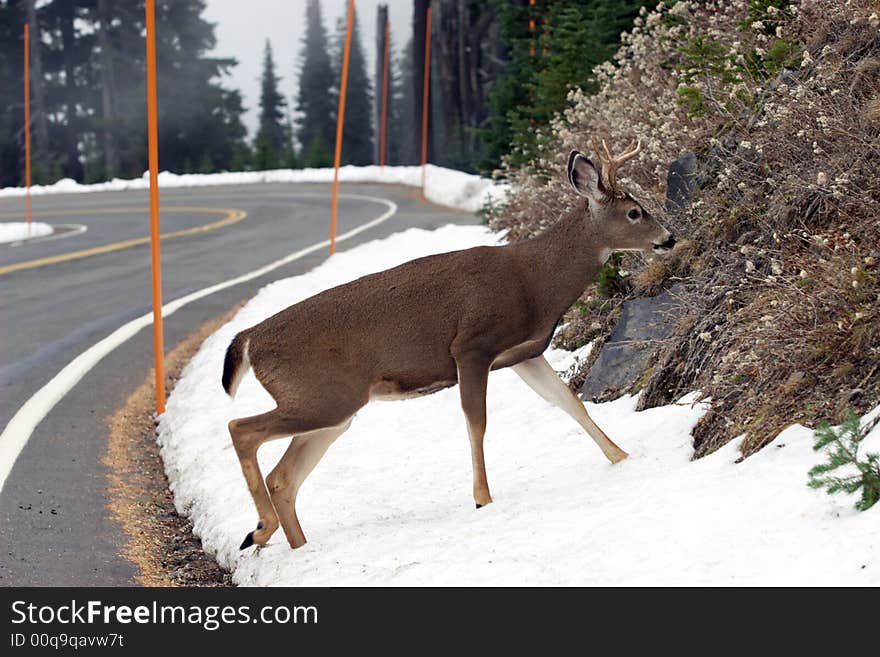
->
[234,373,369,550]
[265,419,352,549]
[228,409,300,548]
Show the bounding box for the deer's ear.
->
[567,150,605,204]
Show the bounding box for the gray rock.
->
[665,151,698,214]
[579,284,684,402]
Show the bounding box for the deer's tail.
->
[221,333,250,398]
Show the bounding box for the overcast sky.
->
[203,0,413,137]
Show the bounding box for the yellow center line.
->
[0,206,247,276]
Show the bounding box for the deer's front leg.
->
[512,355,628,464]
[456,354,493,508]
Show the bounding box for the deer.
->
[222,139,677,550]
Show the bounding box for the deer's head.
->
[567,139,676,257]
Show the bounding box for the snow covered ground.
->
[158,223,879,586]
[0,165,508,214]
[0,221,53,244]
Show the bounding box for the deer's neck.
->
[517,202,608,320]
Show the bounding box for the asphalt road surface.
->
[0,182,479,586]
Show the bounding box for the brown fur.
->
[225,150,674,549]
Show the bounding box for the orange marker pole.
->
[379,19,390,169]
[330,0,356,255]
[528,0,536,59]
[529,0,538,125]
[145,0,166,414]
[419,6,432,199]
[24,23,32,235]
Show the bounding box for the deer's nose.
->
[652,234,676,253]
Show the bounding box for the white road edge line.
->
[0,194,397,493]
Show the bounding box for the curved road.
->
[0,182,478,586]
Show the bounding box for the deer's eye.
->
[627,208,641,221]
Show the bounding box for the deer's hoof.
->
[610,451,629,464]
[239,521,267,549]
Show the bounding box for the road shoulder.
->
[105,304,245,587]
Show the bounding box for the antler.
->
[589,138,642,195]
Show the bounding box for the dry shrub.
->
[490,0,880,458]
[866,95,880,123]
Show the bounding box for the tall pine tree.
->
[480,0,647,171]
[331,2,373,165]
[254,39,290,170]
[385,37,409,165]
[0,0,26,187]
[393,36,418,164]
[92,0,144,181]
[296,0,336,168]
[25,0,50,181]
[151,0,248,174]
[429,0,504,172]
[42,0,93,181]
[411,0,431,164]
[0,0,248,186]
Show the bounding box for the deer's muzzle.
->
[652,235,676,254]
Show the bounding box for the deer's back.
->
[244,244,548,400]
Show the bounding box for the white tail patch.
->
[227,338,250,398]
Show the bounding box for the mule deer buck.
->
[223,139,676,550]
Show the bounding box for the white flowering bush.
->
[490,0,880,457]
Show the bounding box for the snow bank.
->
[158,224,879,586]
[0,222,53,244]
[0,165,509,214]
